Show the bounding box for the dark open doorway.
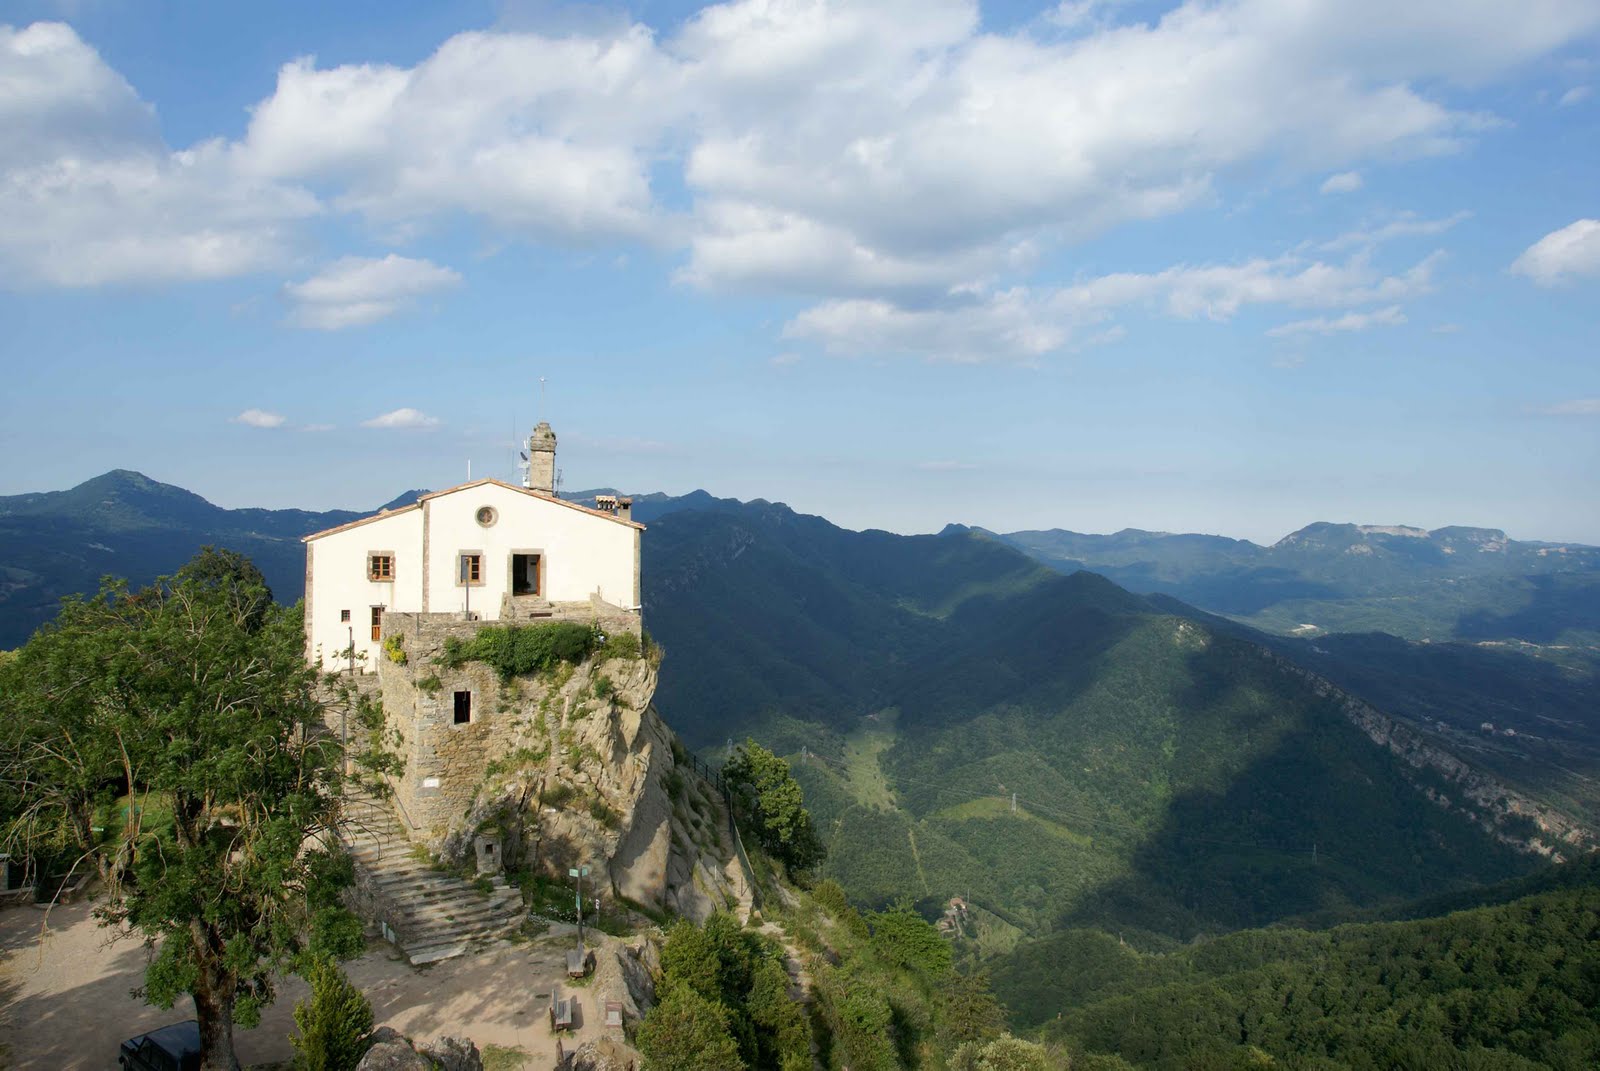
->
[512,553,542,596]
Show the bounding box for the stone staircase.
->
[340,791,525,965]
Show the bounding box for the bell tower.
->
[525,421,557,494]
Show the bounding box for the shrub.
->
[868,900,953,977]
[589,797,621,830]
[542,782,578,808]
[635,981,745,1071]
[290,957,374,1071]
[592,674,614,699]
[440,622,596,680]
[949,1036,1054,1071]
[381,633,407,665]
[601,631,642,661]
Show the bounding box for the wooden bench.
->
[567,946,593,978]
[549,987,577,1033]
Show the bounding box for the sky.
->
[1,0,1597,545]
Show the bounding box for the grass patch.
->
[840,710,900,811]
[481,1044,530,1071]
[930,797,1093,846]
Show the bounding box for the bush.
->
[440,623,596,680]
[601,631,642,661]
[635,981,745,1071]
[950,1036,1053,1071]
[381,633,406,665]
[589,797,621,830]
[290,957,374,1071]
[868,900,953,977]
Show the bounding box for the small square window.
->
[340,609,351,623]
[453,690,472,725]
[459,553,482,585]
[368,554,394,581]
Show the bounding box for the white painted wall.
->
[305,481,640,670]
[422,482,639,616]
[305,507,424,670]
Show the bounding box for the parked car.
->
[118,1020,202,1071]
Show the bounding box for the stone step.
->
[338,792,524,966]
[400,901,521,933]
[380,885,512,914]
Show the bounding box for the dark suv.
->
[118,1020,202,1071]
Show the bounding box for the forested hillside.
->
[992,859,1600,1070]
[636,501,1581,947]
[0,470,422,647]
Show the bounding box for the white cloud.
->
[0,23,317,288]
[1321,171,1364,194]
[240,30,674,243]
[1266,304,1407,337]
[7,2,1600,303]
[787,249,1440,361]
[1319,211,1470,252]
[1510,219,1600,285]
[1536,398,1600,415]
[1559,85,1592,106]
[362,407,441,429]
[232,408,287,428]
[284,254,460,329]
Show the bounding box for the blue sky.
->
[1,0,1597,544]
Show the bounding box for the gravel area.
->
[0,899,616,1070]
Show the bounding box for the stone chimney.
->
[526,422,556,494]
[618,497,633,522]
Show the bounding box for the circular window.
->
[475,506,497,528]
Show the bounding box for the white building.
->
[302,422,642,670]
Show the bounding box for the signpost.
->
[569,864,590,947]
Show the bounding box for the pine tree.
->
[290,957,375,1071]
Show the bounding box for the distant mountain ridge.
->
[992,520,1600,646]
[0,470,402,647]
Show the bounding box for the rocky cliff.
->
[1264,649,1598,860]
[375,614,751,922]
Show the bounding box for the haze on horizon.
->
[1,1,1597,545]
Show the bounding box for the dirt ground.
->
[0,899,621,1070]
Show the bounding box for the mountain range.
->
[8,466,1600,1063]
[4,471,1597,935]
[991,521,1600,649]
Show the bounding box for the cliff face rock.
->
[375,615,751,922]
[1265,650,1598,860]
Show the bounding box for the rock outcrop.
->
[374,614,753,923]
[1264,649,1598,860]
[355,1029,484,1071]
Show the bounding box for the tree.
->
[2,550,363,1070]
[636,980,746,1071]
[868,899,953,977]
[938,969,1008,1051]
[746,956,811,1070]
[0,596,129,887]
[290,957,375,1070]
[659,920,724,1002]
[949,1037,1056,1071]
[723,741,823,872]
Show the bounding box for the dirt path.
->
[0,901,618,1070]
